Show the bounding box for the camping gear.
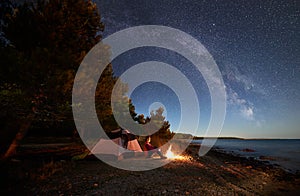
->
[90,129,143,160]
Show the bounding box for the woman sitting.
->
[144,136,167,159]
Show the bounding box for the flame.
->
[165,145,186,160]
[166,145,176,158]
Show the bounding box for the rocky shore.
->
[1,142,300,195]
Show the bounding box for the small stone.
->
[162,190,167,194]
[93,183,99,187]
[241,148,255,152]
[11,159,21,162]
[175,189,179,193]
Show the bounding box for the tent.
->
[90,129,143,160]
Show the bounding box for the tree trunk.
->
[2,113,35,160]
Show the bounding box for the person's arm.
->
[144,142,155,151]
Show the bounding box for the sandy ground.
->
[1,141,300,195]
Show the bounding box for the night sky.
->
[95,0,300,138]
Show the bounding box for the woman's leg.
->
[156,149,167,159]
[147,150,154,158]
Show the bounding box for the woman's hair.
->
[145,136,151,141]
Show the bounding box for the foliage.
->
[0,0,173,157]
[135,107,174,147]
[1,0,105,121]
[149,107,174,146]
[95,65,128,132]
[0,0,112,157]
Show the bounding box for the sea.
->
[191,139,300,173]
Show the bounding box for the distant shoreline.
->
[174,132,300,140]
[193,136,243,140]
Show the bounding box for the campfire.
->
[165,145,188,160]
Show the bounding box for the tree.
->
[148,107,174,147]
[95,64,128,132]
[0,0,106,159]
[0,0,174,158]
[132,107,174,147]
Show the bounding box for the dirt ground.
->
[1,139,300,195]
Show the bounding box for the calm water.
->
[192,139,300,173]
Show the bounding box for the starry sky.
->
[95,0,300,139]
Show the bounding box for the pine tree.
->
[0,0,107,158]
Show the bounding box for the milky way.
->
[95,0,300,138]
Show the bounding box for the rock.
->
[248,157,255,161]
[10,159,21,162]
[93,183,99,187]
[162,190,167,194]
[259,156,276,161]
[241,148,255,152]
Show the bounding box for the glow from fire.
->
[165,145,187,160]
